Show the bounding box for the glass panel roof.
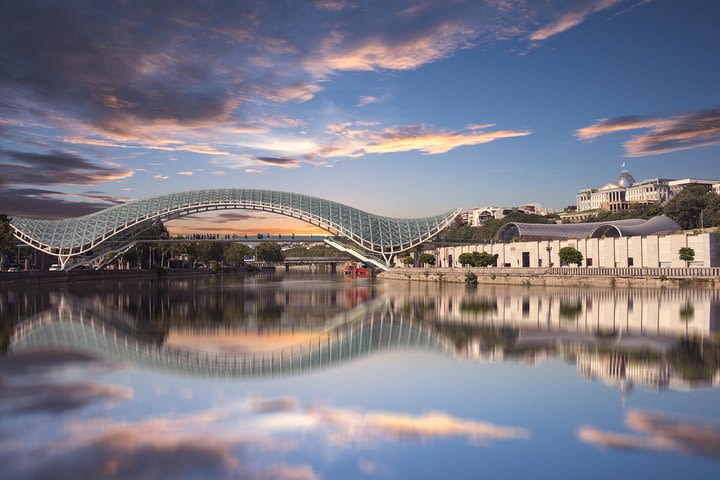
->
[10,189,458,254]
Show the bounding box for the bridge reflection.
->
[10,298,455,378]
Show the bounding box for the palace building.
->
[571,165,720,215]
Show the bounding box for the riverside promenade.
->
[380,266,720,289]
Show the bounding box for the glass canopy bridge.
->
[8,189,460,270]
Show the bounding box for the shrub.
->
[558,246,583,266]
[419,253,436,266]
[465,272,478,286]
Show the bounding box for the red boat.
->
[343,262,368,276]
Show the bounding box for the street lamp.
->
[546,243,553,268]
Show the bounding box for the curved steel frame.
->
[495,216,681,243]
[9,189,460,268]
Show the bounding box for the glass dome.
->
[616,169,636,188]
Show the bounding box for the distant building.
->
[571,165,720,217]
[463,205,557,227]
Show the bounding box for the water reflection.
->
[2,273,720,478]
[2,274,720,392]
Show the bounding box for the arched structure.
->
[9,301,456,379]
[495,215,681,243]
[9,189,460,269]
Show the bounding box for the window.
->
[586,258,593,267]
[628,257,634,267]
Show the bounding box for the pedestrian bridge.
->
[9,300,456,379]
[9,189,459,270]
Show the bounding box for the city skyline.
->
[1,0,719,234]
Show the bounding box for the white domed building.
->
[569,165,720,220]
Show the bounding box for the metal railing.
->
[547,267,720,278]
[392,266,720,278]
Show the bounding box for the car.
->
[7,267,19,273]
[49,264,62,271]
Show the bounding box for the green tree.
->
[458,252,473,267]
[224,243,252,268]
[418,253,435,266]
[402,255,414,266]
[679,247,695,266]
[471,251,496,267]
[0,214,16,268]
[558,246,583,266]
[663,184,708,230]
[702,191,720,228]
[255,241,285,263]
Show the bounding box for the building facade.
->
[434,231,720,269]
[573,167,720,214]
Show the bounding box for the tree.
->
[458,252,473,267]
[0,214,15,268]
[558,246,583,266]
[418,253,435,266]
[402,255,414,266]
[224,243,252,268]
[663,185,708,230]
[255,241,284,263]
[679,247,695,266]
[471,251,496,267]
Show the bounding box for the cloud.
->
[152,175,169,180]
[168,211,271,225]
[64,137,230,155]
[260,83,325,103]
[0,188,127,218]
[576,108,720,156]
[357,96,380,107]
[252,156,301,168]
[0,149,134,186]
[314,0,353,11]
[315,121,531,158]
[578,409,720,458]
[211,170,225,175]
[530,0,622,41]
[305,22,478,76]
[0,0,621,178]
[176,171,193,176]
[363,125,532,155]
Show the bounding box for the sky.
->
[0,0,719,234]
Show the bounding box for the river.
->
[1,271,719,479]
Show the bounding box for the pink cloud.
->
[576,108,720,156]
[530,0,622,41]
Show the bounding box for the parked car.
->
[7,266,19,273]
[49,264,62,271]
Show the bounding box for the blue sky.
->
[0,0,718,231]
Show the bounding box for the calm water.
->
[2,272,720,479]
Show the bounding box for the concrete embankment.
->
[0,268,255,288]
[379,267,720,289]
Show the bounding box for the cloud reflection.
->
[2,394,529,479]
[0,351,131,415]
[578,409,720,458]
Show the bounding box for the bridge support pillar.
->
[285,264,290,272]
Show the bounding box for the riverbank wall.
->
[0,267,256,288]
[379,267,720,289]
